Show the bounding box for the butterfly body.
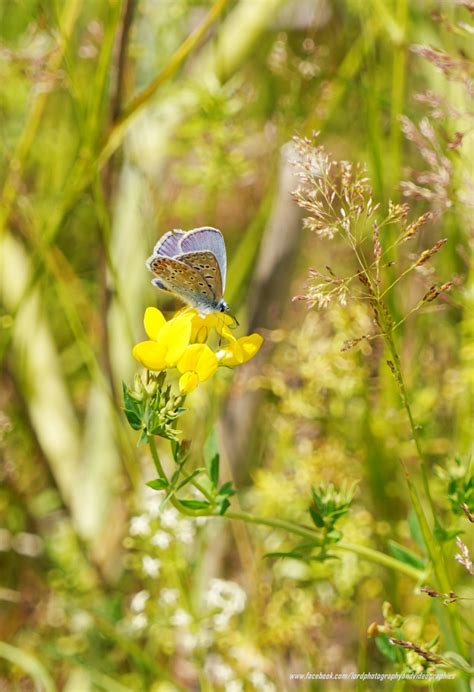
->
[146,227,233,318]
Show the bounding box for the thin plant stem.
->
[148,435,168,481]
[98,0,229,167]
[381,325,467,661]
[383,328,436,519]
[224,510,425,582]
[147,434,425,582]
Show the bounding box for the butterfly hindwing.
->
[147,255,215,308]
[179,227,227,290]
[177,251,223,301]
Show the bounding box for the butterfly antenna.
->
[226,307,239,328]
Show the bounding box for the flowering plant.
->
[123,307,263,516]
[132,307,263,394]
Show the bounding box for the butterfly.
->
[146,227,237,321]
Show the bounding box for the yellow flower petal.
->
[159,315,192,366]
[193,325,209,343]
[241,333,263,359]
[217,333,263,367]
[144,307,166,340]
[132,341,167,370]
[179,371,200,394]
[177,344,218,382]
[194,345,218,381]
[214,317,236,338]
[188,311,235,342]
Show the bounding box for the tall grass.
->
[0,1,472,689]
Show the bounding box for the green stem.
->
[148,436,212,517]
[147,436,424,580]
[382,328,467,661]
[148,435,167,481]
[192,479,214,503]
[98,0,229,166]
[384,329,436,520]
[223,510,425,581]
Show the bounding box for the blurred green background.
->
[0,0,472,690]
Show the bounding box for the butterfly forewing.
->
[177,251,223,301]
[179,227,227,290]
[152,230,186,257]
[148,255,215,308]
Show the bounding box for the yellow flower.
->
[132,307,263,389]
[217,333,263,367]
[177,344,218,394]
[132,307,192,371]
[174,308,236,344]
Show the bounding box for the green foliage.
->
[1,0,473,689]
[122,376,185,443]
[387,540,426,571]
[446,459,474,515]
[309,481,357,531]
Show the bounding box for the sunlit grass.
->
[0,0,472,689]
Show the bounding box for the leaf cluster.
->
[122,375,185,445]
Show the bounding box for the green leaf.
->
[309,552,339,562]
[204,428,218,461]
[388,540,426,570]
[204,429,220,487]
[442,651,474,674]
[217,497,231,515]
[264,551,307,560]
[209,455,219,487]
[408,509,426,553]
[433,522,459,543]
[176,469,205,492]
[218,481,236,497]
[375,635,402,663]
[122,384,144,430]
[309,505,325,528]
[123,407,142,430]
[137,429,148,447]
[146,478,168,490]
[179,499,210,510]
[326,529,342,543]
[0,641,55,692]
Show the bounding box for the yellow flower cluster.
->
[133,308,263,394]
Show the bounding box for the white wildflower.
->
[170,608,192,627]
[213,611,231,630]
[175,520,195,544]
[227,681,244,692]
[143,486,163,517]
[160,507,180,529]
[129,613,147,632]
[159,588,180,606]
[142,556,161,578]
[204,654,234,683]
[69,610,93,632]
[205,579,247,620]
[180,632,197,652]
[249,670,276,692]
[130,515,150,536]
[130,590,150,612]
[151,531,172,549]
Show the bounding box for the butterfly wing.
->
[177,251,223,302]
[147,255,215,309]
[179,227,227,291]
[152,230,186,257]
[147,231,186,291]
